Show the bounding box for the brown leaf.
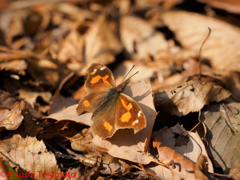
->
[0,59,27,75]
[0,134,61,180]
[154,80,231,116]
[0,102,23,130]
[229,164,240,180]
[161,11,240,71]
[152,137,196,179]
[47,104,92,126]
[200,102,240,173]
[18,89,52,108]
[196,0,240,14]
[84,14,122,65]
[120,15,168,61]
[149,124,213,179]
[195,154,209,180]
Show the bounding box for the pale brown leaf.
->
[154,80,231,116]
[0,102,23,130]
[0,135,61,180]
[161,11,240,71]
[195,154,209,180]
[229,164,240,180]
[197,0,240,14]
[120,15,168,61]
[0,59,27,75]
[18,89,52,108]
[200,102,240,173]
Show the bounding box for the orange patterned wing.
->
[77,63,115,115]
[90,102,117,139]
[115,93,146,133]
[84,63,116,92]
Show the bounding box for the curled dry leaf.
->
[200,102,240,173]
[18,89,52,108]
[195,154,209,180]
[196,0,240,14]
[152,137,195,180]
[154,80,231,116]
[120,15,168,61]
[0,134,61,180]
[149,124,213,180]
[161,11,240,71]
[0,102,23,130]
[0,59,27,75]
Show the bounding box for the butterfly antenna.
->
[123,71,139,83]
[121,65,136,83]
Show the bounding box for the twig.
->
[198,28,211,81]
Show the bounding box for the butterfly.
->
[76,63,146,139]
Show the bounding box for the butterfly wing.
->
[90,98,117,139]
[115,93,146,133]
[84,63,115,92]
[77,63,115,115]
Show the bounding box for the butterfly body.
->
[77,63,146,139]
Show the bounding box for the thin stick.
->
[198,28,211,81]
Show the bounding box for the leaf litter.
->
[0,1,240,179]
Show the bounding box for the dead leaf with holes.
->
[0,102,23,130]
[147,124,213,180]
[160,11,240,71]
[200,102,240,173]
[0,134,61,180]
[154,80,231,116]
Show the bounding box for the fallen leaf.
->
[197,0,240,14]
[149,124,213,179]
[0,102,23,130]
[229,164,240,180]
[152,137,196,180]
[0,134,61,180]
[154,80,231,116]
[200,102,240,173]
[161,11,240,71]
[195,154,209,180]
[120,15,168,61]
[0,59,27,75]
[84,13,122,65]
[18,89,52,108]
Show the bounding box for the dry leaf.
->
[0,59,27,75]
[18,89,52,108]
[197,0,240,14]
[120,15,168,61]
[229,164,240,180]
[200,102,240,173]
[195,154,209,180]
[149,124,213,179]
[161,11,240,71]
[154,80,231,116]
[0,134,61,180]
[0,102,23,130]
[84,14,122,65]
